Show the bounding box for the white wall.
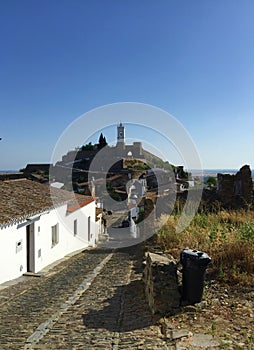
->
[0,224,27,284]
[130,206,139,219]
[0,200,98,284]
[34,201,97,273]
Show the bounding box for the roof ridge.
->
[4,178,28,182]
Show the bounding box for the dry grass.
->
[156,209,254,285]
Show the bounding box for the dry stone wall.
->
[143,252,181,315]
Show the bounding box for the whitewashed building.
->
[0,179,99,285]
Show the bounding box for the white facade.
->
[0,201,98,285]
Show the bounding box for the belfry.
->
[117,122,125,144]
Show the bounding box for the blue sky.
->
[0,0,253,170]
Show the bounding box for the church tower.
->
[117,122,125,144]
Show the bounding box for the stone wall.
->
[217,165,253,208]
[143,198,155,219]
[0,173,26,181]
[143,252,181,315]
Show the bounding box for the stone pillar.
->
[143,252,181,315]
[235,165,253,204]
[217,173,235,205]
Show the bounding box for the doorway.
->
[88,216,91,242]
[26,223,35,272]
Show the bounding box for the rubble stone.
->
[143,252,181,315]
[191,333,220,348]
[217,165,253,208]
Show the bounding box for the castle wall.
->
[217,165,253,207]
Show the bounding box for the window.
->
[74,219,77,236]
[16,240,23,253]
[51,224,59,247]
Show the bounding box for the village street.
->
[0,245,168,350]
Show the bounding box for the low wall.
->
[143,252,181,315]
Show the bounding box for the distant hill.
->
[195,169,254,179]
[0,170,19,173]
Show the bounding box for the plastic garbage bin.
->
[180,249,211,304]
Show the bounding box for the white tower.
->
[117,122,125,144]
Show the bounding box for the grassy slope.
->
[156,208,254,285]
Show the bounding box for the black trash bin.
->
[180,249,211,304]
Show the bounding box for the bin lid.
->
[180,249,211,265]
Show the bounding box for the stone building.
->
[58,123,144,166]
[111,122,144,159]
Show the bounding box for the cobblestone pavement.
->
[0,248,111,349]
[0,245,169,350]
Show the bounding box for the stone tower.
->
[117,122,125,144]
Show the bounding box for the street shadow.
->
[82,278,154,332]
[82,242,184,332]
[82,241,183,333]
[81,247,114,255]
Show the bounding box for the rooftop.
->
[0,179,93,227]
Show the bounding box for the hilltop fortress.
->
[51,122,178,192]
[60,123,145,166]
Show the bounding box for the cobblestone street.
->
[0,245,167,350]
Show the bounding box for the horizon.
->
[1,166,253,175]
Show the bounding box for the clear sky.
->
[0,0,253,170]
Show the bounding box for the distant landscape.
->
[1,168,254,178]
[189,168,254,179]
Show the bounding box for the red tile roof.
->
[67,198,94,214]
[0,179,94,227]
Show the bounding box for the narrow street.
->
[0,245,168,350]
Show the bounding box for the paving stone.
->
[171,329,191,340]
[0,245,174,349]
[191,333,220,348]
[0,248,110,349]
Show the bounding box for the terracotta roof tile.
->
[0,179,93,227]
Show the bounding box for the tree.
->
[176,166,189,179]
[205,176,217,189]
[98,133,107,149]
[81,142,94,150]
